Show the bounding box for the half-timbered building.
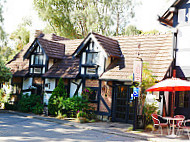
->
[5,31,173,123]
[159,0,190,119]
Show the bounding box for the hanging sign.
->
[133,87,139,97]
[133,58,143,82]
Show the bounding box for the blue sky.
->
[3,0,172,35]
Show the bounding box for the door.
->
[113,85,135,123]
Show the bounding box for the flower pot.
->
[78,117,86,123]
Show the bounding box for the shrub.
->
[143,102,158,126]
[48,78,67,116]
[17,93,43,114]
[62,96,93,118]
[32,102,43,114]
[81,88,92,100]
[4,102,18,110]
[77,111,87,118]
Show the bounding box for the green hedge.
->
[17,93,43,114]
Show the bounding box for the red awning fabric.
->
[146,77,190,92]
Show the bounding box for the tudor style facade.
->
[159,0,190,119]
[5,31,173,123]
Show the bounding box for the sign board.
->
[133,87,139,97]
[133,59,143,82]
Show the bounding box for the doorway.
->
[112,85,135,124]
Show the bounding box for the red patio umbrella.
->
[146,77,190,117]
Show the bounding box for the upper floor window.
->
[29,46,46,74]
[86,52,99,65]
[34,55,43,65]
[178,8,190,24]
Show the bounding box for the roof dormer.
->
[73,32,122,78]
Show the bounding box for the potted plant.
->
[77,111,87,123]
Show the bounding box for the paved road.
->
[0,113,147,142]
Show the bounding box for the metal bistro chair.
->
[181,119,190,140]
[174,115,185,136]
[151,114,170,135]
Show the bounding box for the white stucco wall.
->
[70,79,82,97]
[48,59,54,69]
[105,57,111,69]
[176,26,190,66]
[44,78,56,91]
[22,78,33,90]
[176,26,190,77]
[23,91,31,96]
[80,40,107,76]
[3,79,12,95]
[97,49,105,75]
[43,93,52,105]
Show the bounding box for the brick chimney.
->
[30,30,43,43]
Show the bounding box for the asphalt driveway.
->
[0,113,147,142]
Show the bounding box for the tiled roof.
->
[42,39,83,78]
[6,43,30,77]
[42,33,70,41]
[42,56,79,78]
[37,38,65,59]
[7,33,173,81]
[92,32,122,58]
[73,32,122,58]
[100,33,173,81]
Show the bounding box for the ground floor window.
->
[82,87,98,102]
[89,87,98,102]
[178,91,189,108]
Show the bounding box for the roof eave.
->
[158,16,173,27]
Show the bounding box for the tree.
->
[138,63,157,115]
[10,17,31,52]
[0,1,6,43]
[111,0,135,35]
[141,29,159,35]
[0,1,12,81]
[124,25,142,36]
[33,0,135,38]
[48,78,67,116]
[0,55,12,83]
[0,1,15,63]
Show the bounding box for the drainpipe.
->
[171,28,178,118]
[172,28,178,77]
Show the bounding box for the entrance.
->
[113,85,135,124]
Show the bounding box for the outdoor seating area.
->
[151,114,190,140]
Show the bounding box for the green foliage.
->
[0,56,12,83]
[141,29,159,35]
[33,0,136,38]
[18,93,43,114]
[81,87,92,100]
[77,111,87,118]
[0,1,6,42]
[4,102,18,110]
[32,102,44,114]
[62,96,91,118]
[0,1,16,63]
[124,25,142,36]
[143,102,158,125]
[10,17,31,51]
[0,88,5,102]
[141,63,158,94]
[48,78,67,116]
[0,88,11,104]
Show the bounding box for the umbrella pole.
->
[171,90,175,117]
